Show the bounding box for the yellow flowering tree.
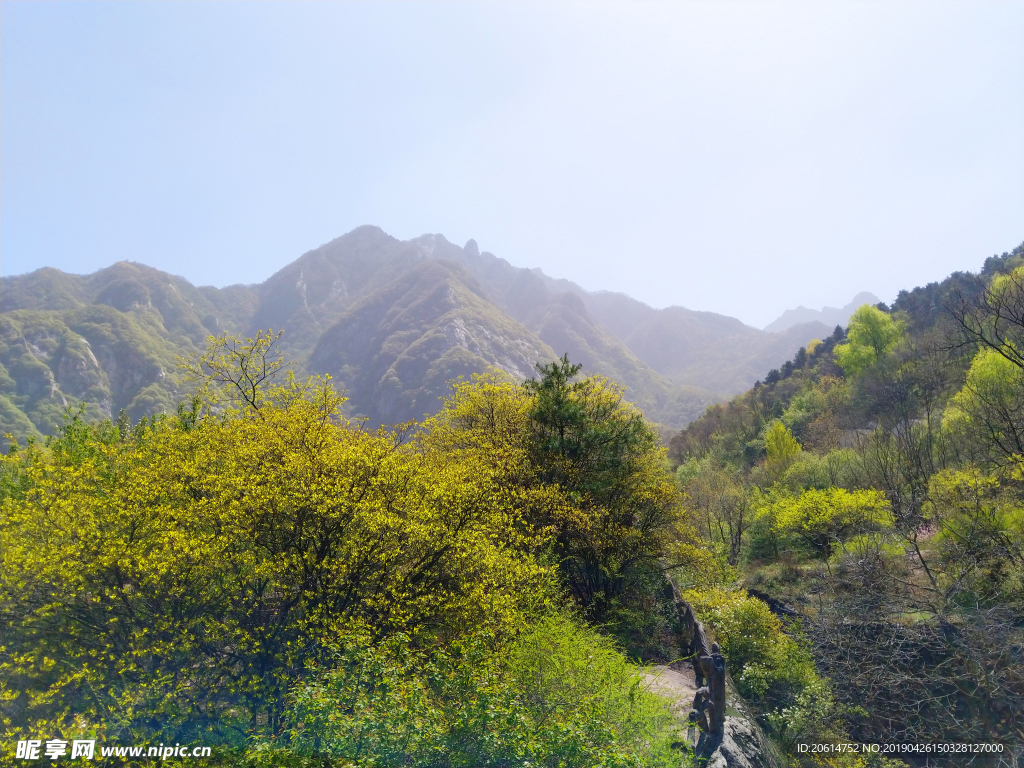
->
[423,359,694,627]
[767,487,892,559]
[0,335,551,745]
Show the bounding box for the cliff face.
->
[1,226,822,439]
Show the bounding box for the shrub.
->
[833,305,904,377]
[766,487,892,559]
[271,611,681,768]
[681,588,816,706]
[0,348,551,744]
[681,587,866,767]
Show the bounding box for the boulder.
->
[702,716,771,768]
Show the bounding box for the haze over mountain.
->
[0,226,829,440]
[763,291,879,333]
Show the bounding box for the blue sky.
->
[2,1,1021,327]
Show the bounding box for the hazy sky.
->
[2,2,1022,328]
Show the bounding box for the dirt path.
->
[643,663,699,720]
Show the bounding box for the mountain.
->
[1,225,825,440]
[763,291,878,333]
[566,291,833,394]
[0,261,259,441]
[310,258,555,425]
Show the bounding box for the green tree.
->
[926,467,1024,609]
[764,420,802,477]
[833,305,904,376]
[943,347,1024,467]
[949,265,1024,372]
[522,355,686,623]
[422,360,698,648]
[766,487,892,559]
[679,459,752,566]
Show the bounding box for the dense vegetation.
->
[670,244,1024,764]
[1,336,696,766]
[3,240,1021,767]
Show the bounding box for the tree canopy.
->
[765,487,892,559]
[832,304,904,376]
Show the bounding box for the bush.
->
[778,449,861,493]
[681,588,816,705]
[269,611,682,768]
[0,352,551,745]
[764,487,892,559]
[682,587,866,767]
[0,336,692,759]
[833,305,904,377]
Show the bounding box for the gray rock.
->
[703,716,771,768]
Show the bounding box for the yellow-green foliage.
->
[764,420,801,476]
[764,487,892,558]
[988,266,1024,324]
[833,305,904,376]
[926,467,1024,606]
[681,588,816,701]
[777,449,860,492]
[667,537,738,589]
[0,347,552,744]
[1,333,698,759]
[422,362,697,626]
[676,455,752,567]
[272,611,680,768]
[779,375,850,451]
[943,347,1024,466]
[681,588,865,767]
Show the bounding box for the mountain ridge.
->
[763,290,879,333]
[1,225,827,440]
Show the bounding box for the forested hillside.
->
[669,243,1024,761]
[0,226,826,441]
[1,241,1021,767]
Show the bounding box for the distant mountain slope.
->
[763,291,878,333]
[344,231,827,398]
[311,259,555,425]
[1,225,823,439]
[221,226,719,427]
[570,291,831,395]
[0,261,259,439]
